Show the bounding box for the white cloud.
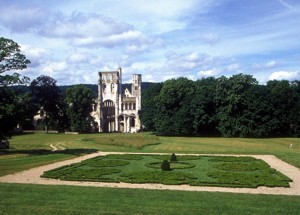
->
[41,62,67,74]
[20,44,50,68]
[165,51,219,72]
[265,61,277,68]
[144,74,154,82]
[198,69,219,77]
[268,71,299,80]
[253,60,277,70]
[67,50,97,64]
[38,12,158,53]
[226,63,240,71]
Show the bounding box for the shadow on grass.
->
[0,148,98,156]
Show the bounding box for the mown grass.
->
[0,183,299,215]
[0,133,159,176]
[144,136,300,168]
[42,154,292,188]
[1,133,300,214]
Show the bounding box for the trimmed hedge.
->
[42,154,292,188]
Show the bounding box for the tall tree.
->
[242,85,278,137]
[267,80,299,136]
[155,78,196,136]
[65,85,95,132]
[191,77,218,136]
[141,83,163,131]
[215,74,258,137]
[30,75,61,132]
[0,37,30,140]
[289,81,300,137]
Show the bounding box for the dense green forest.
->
[3,74,300,138]
[141,74,300,138]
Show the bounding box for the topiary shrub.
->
[161,160,171,171]
[170,153,177,161]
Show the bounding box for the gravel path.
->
[1,152,300,196]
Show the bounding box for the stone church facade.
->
[94,67,142,133]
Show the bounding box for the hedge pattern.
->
[42,154,292,188]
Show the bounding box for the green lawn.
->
[1,133,300,214]
[0,183,299,215]
[0,133,159,176]
[144,136,300,168]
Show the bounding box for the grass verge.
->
[0,183,299,215]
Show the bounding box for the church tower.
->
[97,68,141,133]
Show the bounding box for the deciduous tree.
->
[155,78,196,136]
[30,75,61,132]
[65,85,95,132]
[0,37,30,140]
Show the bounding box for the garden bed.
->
[42,154,292,188]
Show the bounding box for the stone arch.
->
[103,100,115,132]
[118,115,124,132]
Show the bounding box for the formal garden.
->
[42,153,292,188]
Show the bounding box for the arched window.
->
[111,83,114,93]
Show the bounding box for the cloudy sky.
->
[1,0,300,85]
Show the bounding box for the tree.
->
[215,74,258,137]
[141,83,163,131]
[30,75,61,132]
[290,81,300,137]
[242,85,277,137]
[191,77,218,136]
[0,37,30,86]
[155,78,196,136]
[0,37,30,140]
[0,89,34,139]
[267,80,300,136]
[65,85,95,132]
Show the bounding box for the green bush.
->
[161,160,171,171]
[170,153,177,161]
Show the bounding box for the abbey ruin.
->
[95,68,142,133]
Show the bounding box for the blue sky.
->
[1,0,299,85]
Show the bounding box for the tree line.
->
[142,75,300,137]
[1,36,300,139]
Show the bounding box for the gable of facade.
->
[95,68,142,133]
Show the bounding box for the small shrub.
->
[161,160,171,171]
[170,153,177,161]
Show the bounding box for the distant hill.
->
[11,82,158,97]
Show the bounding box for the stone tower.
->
[97,68,142,133]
